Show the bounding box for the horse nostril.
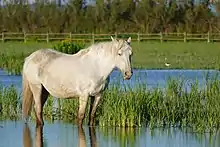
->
[125,71,132,76]
[124,71,132,80]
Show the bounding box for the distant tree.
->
[0,0,219,33]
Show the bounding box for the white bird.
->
[165,58,171,67]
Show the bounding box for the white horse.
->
[22,36,133,126]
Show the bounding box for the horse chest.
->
[89,82,106,96]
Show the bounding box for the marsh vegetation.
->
[1,75,220,133]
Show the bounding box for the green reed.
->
[1,76,220,132]
[0,85,21,120]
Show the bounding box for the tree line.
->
[0,0,220,33]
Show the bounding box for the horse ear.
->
[111,36,115,41]
[127,37,131,44]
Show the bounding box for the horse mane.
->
[75,39,125,57]
[75,48,90,56]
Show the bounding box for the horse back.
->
[27,49,63,64]
[23,49,63,79]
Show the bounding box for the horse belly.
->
[42,80,79,98]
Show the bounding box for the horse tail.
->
[22,72,33,122]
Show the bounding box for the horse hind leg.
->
[40,86,49,124]
[41,86,49,110]
[29,84,49,126]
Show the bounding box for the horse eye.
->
[118,53,122,56]
[118,50,122,56]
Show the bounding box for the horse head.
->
[111,36,133,80]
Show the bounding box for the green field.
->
[132,41,220,69]
[0,41,220,75]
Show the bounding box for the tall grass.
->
[1,77,220,132]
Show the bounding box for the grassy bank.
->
[1,77,220,132]
[1,41,220,75]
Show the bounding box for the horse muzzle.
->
[123,71,132,80]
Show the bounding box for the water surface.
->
[0,120,220,147]
[0,69,219,94]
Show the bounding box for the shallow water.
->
[0,69,219,94]
[0,120,220,147]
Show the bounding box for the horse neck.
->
[97,56,115,80]
[86,45,116,80]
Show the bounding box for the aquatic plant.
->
[1,76,220,132]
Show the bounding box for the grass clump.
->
[53,39,85,54]
[97,86,147,127]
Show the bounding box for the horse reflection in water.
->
[78,126,97,147]
[23,125,43,147]
[22,125,97,147]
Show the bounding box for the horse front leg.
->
[78,95,89,126]
[89,93,101,126]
